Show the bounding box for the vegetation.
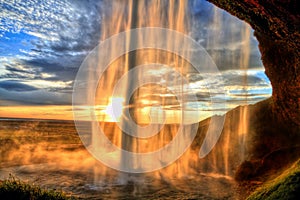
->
[0,175,77,200]
[247,159,300,200]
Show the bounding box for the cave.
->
[205,0,300,179]
[207,0,299,126]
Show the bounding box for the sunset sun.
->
[103,97,124,122]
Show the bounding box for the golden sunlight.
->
[0,105,73,120]
[102,97,124,122]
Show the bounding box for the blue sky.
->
[0,0,103,106]
[0,0,271,112]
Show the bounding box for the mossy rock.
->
[247,159,300,200]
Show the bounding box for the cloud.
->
[22,58,79,82]
[0,0,102,42]
[0,88,71,105]
[0,57,74,104]
[0,80,38,91]
[189,0,263,69]
[0,0,269,107]
[0,0,103,79]
[119,68,271,113]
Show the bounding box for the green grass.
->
[0,175,77,200]
[247,159,300,200]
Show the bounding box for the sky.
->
[0,0,272,121]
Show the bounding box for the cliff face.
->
[207,0,300,126]
[204,0,299,180]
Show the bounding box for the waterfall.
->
[197,6,252,176]
[94,0,196,181]
[72,0,256,184]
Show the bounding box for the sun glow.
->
[103,97,124,122]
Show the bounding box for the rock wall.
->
[207,0,300,126]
